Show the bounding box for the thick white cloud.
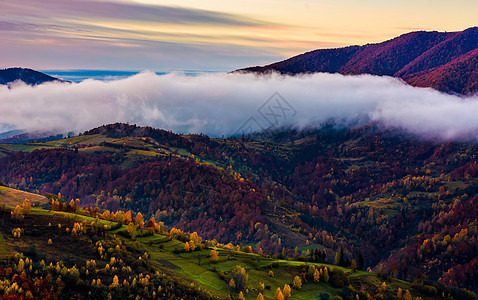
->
[0,71,477,140]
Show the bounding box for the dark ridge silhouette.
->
[0,67,66,86]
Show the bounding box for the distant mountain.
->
[237,27,478,95]
[0,67,65,85]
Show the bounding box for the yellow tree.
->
[11,205,24,221]
[323,267,329,283]
[190,232,202,246]
[293,276,302,289]
[313,268,321,282]
[258,282,265,292]
[275,288,284,300]
[210,249,219,263]
[111,275,119,288]
[127,222,137,240]
[256,293,264,300]
[283,284,291,298]
[22,199,31,214]
[124,211,133,224]
[404,290,412,300]
[189,240,196,251]
[184,241,190,252]
[135,212,144,229]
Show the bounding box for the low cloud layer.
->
[1,71,477,141]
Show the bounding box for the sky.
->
[1,0,477,72]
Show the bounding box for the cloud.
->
[0,71,477,141]
[0,0,264,27]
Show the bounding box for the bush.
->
[331,269,349,288]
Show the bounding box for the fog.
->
[0,71,477,140]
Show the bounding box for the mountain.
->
[237,27,478,95]
[1,123,478,296]
[0,67,65,86]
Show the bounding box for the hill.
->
[0,188,473,299]
[237,27,478,95]
[0,185,49,207]
[1,123,478,296]
[0,67,65,86]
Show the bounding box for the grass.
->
[0,187,49,207]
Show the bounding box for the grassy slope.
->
[0,186,49,207]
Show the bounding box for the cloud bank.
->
[1,71,477,141]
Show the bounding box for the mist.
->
[1,71,477,141]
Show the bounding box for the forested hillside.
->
[237,27,478,95]
[0,123,478,296]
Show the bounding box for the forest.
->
[1,122,478,298]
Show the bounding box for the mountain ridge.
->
[0,67,66,86]
[237,27,478,95]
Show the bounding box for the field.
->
[0,186,49,207]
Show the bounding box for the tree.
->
[210,249,219,263]
[380,282,387,292]
[184,241,190,252]
[283,284,291,298]
[323,267,329,283]
[231,265,248,291]
[22,198,31,214]
[258,282,265,292]
[308,265,316,279]
[350,259,357,272]
[335,247,343,266]
[127,222,137,240]
[256,293,264,300]
[397,287,403,298]
[404,290,412,300]
[293,275,302,289]
[275,288,283,300]
[11,205,24,221]
[238,291,245,300]
[111,275,119,288]
[135,212,144,229]
[313,268,321,282]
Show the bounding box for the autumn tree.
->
[231,265,248,291]
[135,212,144,229]
[184,241,190,252]
[256,293,264,300]
[293,275,302,289]
[11,205,24,221]
[313,268,321,282]
[127,222,137,240]
[22,198,31,214]
[210,249,219,263]
[350,259,357,272]
[283,284,291,298]
[275,288,283,300]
